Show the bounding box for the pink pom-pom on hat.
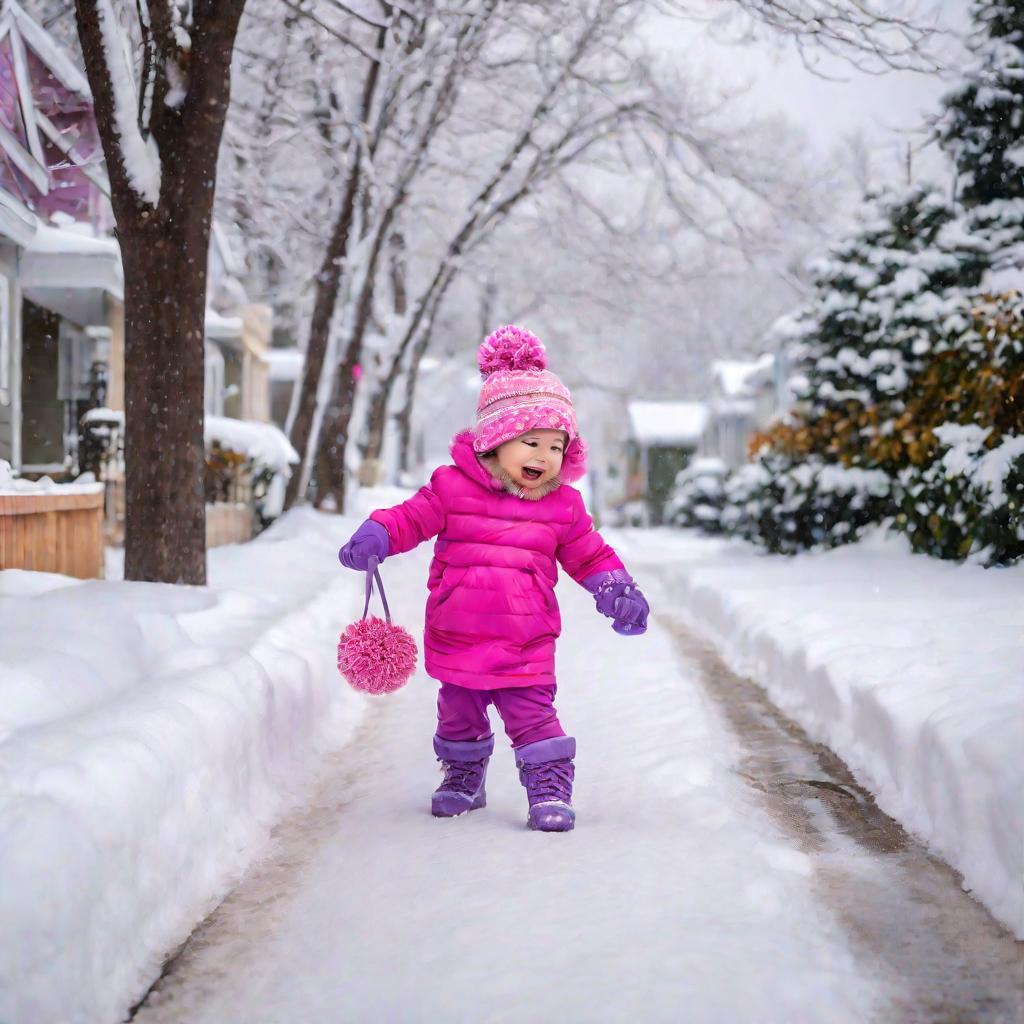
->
[472,325,583,477]
[477,325,548,377]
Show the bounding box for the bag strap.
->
[361,556,392,624]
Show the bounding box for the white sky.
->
[653,2,974,188]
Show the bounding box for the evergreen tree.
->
[939,0,1024,270]
[777,185,987,467]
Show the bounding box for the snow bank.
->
[629,529,1024,938]
[0,509,366,1024]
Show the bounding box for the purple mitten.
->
[581,569,649,636]
[339,519,390,571]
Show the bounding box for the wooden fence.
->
[206,502,254,548]
[105,478,254,550]
[0,489,105,579]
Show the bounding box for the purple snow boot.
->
[515,736,576,832]
[432,735,494,817]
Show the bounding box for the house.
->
[202,303,287,546]
[266,347,303,430]
[204,305,273,423]
[0,192,34,466]
[625,400,708,525]
[700,354,780,467]
[0,0,288,569]
[8,218,123,475]
[0,0,120,478]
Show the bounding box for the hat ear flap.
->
[559,435,587,483]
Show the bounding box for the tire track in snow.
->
[664,619,1024,1024]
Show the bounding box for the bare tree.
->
[303,0,503,510]
[706,0,947,72]
[354,0,810,468]
[74,0,247,584]
[218,0,950,512]
[281,11,392,509]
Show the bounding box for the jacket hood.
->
[449,430,587,498]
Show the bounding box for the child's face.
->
[495,429,567,490]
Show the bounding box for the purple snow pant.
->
[436,681,566,748]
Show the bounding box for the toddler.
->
[338,325,649,832]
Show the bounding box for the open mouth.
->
[521,467,544,481]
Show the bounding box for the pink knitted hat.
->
[472,325,586,480]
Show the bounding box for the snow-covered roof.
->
[25,221,119,257]
[205,415,299,476]
[628,401,708,446]
[711,354,774,398]
[20,222,122,303]
[266,348,304,383]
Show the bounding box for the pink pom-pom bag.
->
[337,557,418,694]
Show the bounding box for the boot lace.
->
[440,759,482,794]
[523,759,574,803]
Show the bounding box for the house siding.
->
[0,244,18,465]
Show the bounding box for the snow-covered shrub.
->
[204,416,300,529]
[782,185,986,423]
[753,185,988,474]
[724,452,893,555]
[735,285,1022,561]
[684,0,1024,565]
[665,458,729,532]
[896,425,1024,565]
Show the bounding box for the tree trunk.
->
[395,277,493,473]
[119,223,209,583]
[395,357,421,476]
[359,373,393,464]
[308,203,394,509]
[358,229,409,466]
[75,0,245,584]
[311,342,361,510]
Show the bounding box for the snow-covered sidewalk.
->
[622,528,1024,939]
[4,506,1020,1023]
[0,510,366,1024]
[134,535,890,1024]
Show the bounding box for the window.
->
[57,321,92,402]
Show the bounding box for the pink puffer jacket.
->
[369,431,624,689]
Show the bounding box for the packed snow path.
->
[135,542,1022,1024]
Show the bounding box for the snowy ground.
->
[622,528,1024,941]
[2,505,1021,1024]
[133,515,1021,1024]
[134,535,891,1024]
[0,510,367,1024]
